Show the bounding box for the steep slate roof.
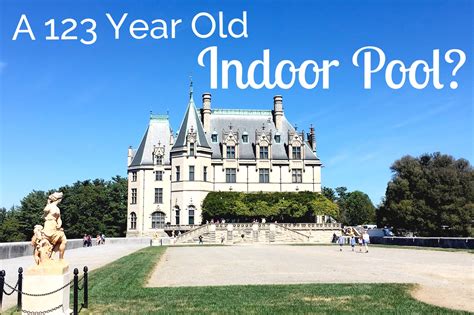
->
[173,92,210,149]
[207,109,319,161]
[129,115,172,167]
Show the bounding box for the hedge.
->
[201,191,339,222]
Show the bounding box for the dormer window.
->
[156,155,163,165]
[189,143,195,156]
[292,146,301,159]
[211,132,218,143]
[226,145,236,159]
[260,146,269,159]
[275,134,281,143]
[242,133,248,143]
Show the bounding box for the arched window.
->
[151,211,165,229]
[130,212,137,230]
[188,206,196,225]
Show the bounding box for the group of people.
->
[334,231,370,253]
[83,233,106,247]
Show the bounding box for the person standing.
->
[198,235,203,244]
[362,231,370,253]
[220,234,225,244]
[83,234,88,247]
[101,233,106,244]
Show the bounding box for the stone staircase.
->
[174,223,310,244]
[175,224,215,244]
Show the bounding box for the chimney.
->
[308,125,316,152]
[202,93,211,133]
[127,146,134,166]
[273,95,283,130]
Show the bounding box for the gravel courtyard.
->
[147,245,474,312]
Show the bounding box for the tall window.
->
[154,188,163,204]
[131,172,137,182]
[260,146,269,159]
[203,166,208,182]
[189,166,195,181]
[259,168,270,183]
[226,145,236,159]
[226,168,236,183]
[189,143,195,156]
[292,169,302,183]
[130,212,137,230]
[176,166,180,181]
[155,171,163,181]
[175,209,180,225]
[292,146,301,159]
[156,156,163,165]
[188,207,195,225]
[131,189,137,204]
[151,211,165,229]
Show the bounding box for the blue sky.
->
[0,0,472,208]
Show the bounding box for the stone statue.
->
[24,192,70,315]
[30,192,68,265]
[31,225,53,265]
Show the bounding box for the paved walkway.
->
[0,243,148,311]
[147,245,474,312]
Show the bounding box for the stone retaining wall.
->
[0,237,152,260]
[370,236,473,249]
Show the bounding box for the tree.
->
[0,176,128,242]
[16,190,49,240]
[321,187,337,202]
[0,206,24,242]
[335,187,348,201]
[378,152,474,236]
[341,191,375,226]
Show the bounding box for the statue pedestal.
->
[22,260,70,315]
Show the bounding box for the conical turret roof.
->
[172,83,210,149]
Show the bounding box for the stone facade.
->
[127,87,322,237]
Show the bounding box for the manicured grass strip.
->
[76,246,467,314]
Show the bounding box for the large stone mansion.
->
[126,86,322,237]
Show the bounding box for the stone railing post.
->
[209,224,216,243]
[269,223,276,242]
[227,224,233,242]
[252,223,259,242]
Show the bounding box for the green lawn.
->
[5,246,468,314]
[81,246,466,314]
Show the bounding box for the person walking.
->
[83,234,88,247]
[101,233,106,244]
[220,233,225,244]
[358,236,363,252]
[198,235,203,244]
[350,235,356,251]
[337,235,345,251]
